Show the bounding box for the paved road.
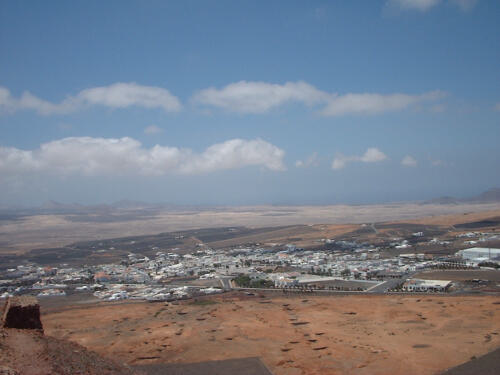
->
[367,278,404,293]
[219,277,233,290]
[367,272,418,293]
[134,357,273,375]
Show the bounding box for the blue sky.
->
[1,0,499,206]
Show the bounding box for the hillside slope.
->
[0,328,138,375]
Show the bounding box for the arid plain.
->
[42,294,500,375]
[2,202,500,253]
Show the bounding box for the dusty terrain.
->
[42,294,500,375]
[0,328,137,375]
[403,208,500,226]
[414,270,500,282]
[4,206,500,268]
[2,203,500,253]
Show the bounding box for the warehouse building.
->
[403,279,452,292]
[456,247,500,263]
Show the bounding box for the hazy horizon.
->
[1,186,499,211]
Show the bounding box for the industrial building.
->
[403,279,452,292]
[456,247,500,263]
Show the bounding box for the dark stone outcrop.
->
[2,296,43,331]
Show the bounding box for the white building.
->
[456,247,500,263]
[274,276,298,288]
[403,279,451,292]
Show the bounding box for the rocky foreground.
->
[0,297,138,375]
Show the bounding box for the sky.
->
[1,0,499,206]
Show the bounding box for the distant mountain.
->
[472,188,500,203]
[39,200,88,212]
[422,188,500,205]
[40,200,84,210]
[3,188,499,213]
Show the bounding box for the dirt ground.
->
[0,328,137,375]
[402,208,500,226]
[42,294,500,375]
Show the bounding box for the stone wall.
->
[1,296,43,331]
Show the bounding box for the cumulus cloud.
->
[0,83,181,115]
[192,81,329,114]
[295,152,319,168]
[321,91,446,116]
[192,80,445,116]
[401,155,418,167]
[144,125,163,135]
[0,137,285,177]
[332,148,388,170]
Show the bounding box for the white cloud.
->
[0,137,285,177]
[0,83,181,115]
[1,81,447,117]
[321,91,446,116]
[401,155,418,167]
[144,125,163,135]
[193,80,445,116]
[295,152,319,168]
[359,148,388,163]
[192,81,329,114]
[387,0,441,11]
[332,148,388,170]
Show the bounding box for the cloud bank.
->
[193,80,445,116]
[0,137,285,177]
[0,83,181,115]
[1,81,446,117]
[192,81,329,114]
[332,148,388,170]
[321,91,445,116]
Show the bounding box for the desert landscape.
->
[40,293,500,375]
[2,202,500,254]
